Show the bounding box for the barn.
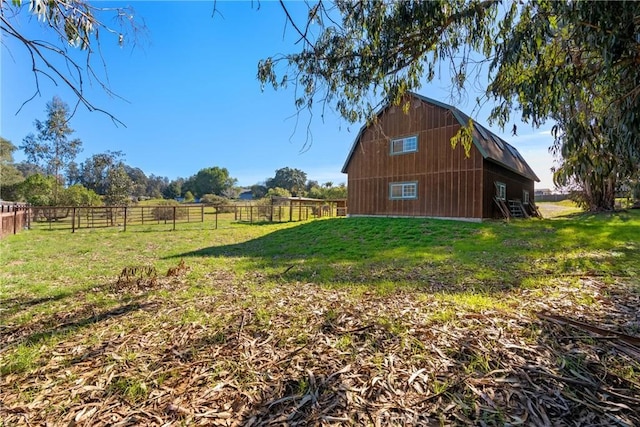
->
[341,93,540,221]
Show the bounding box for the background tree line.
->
[0,97,346,207]
[3,1,639,211]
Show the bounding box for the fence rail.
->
[535,194,570,202]
[25,202,347,233]
[0,202,31,239]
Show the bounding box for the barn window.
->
[390,135,418,154]
[495,182,506,201]
[390,182,418,200]
[523,190,530,205]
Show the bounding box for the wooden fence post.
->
[72,207,76,233]
[123,207,128,232]
[173,206,176,231]
[13,204,17,234]
[201,205,204,222]
[270,199,274,222]
[215,209,218,230]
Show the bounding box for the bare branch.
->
[1,0,143,124]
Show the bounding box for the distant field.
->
[1,206,639,425]
[536,199,583,218]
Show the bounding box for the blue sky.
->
[2,1,557,189]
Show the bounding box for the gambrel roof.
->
[341,93,540,182]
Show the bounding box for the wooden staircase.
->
[495,198,543,220]
[508,199,529,218]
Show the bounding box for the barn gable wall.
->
[346,100,483,219]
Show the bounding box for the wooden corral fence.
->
[0,202,31,239]
[26,198,348,232]
[234,197,347,223]
[29,205,207,232]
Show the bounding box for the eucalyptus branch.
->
[1,0,143,124]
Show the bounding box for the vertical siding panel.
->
[366,179,373,214]
[445,171,452,217]
[454,150,460,217]
[360,178,365,214]
[462,169,468,218]
[377,178,382,215]
[429,170,435,216]
[458,134,464,217]
[449,125,455,216]
[429,129,436,173]
[351,180,357,214]
[439,172,446,217]
[371,178,383,212]
[465,172,471,219]
[420,174,426,216]
[432,128,438,215]
[476,169,483,218]
[455,134,462,217]
[356,180,364,213]
[475,146,483,169]
[380,177,385,215]
[437,114,442,216]
[464,170,470,219]
[359,179,363,215]
[437,113,445,215]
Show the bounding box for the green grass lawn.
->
[1,207,639,425]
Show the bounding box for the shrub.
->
[184,191,195,203]
[152,200,188,220]
[266,187,291,198]
[200,194,234,213]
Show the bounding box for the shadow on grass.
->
[1,299,153,355]
[0,292,72,319]
[166,213,640,292]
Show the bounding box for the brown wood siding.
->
[482,160,535,218]
[346,100,483,218]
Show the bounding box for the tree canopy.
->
[70,151,123,194]
[260,1,639,139]
[259,0,640,210]
[103,164,133,205]
[266,167,308,196]
[0,137,25,199]
[20,96,82,204]
[183,167,237,198]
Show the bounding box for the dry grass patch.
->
[1,277,639,426]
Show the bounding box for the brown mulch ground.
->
[1,274,639,426]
